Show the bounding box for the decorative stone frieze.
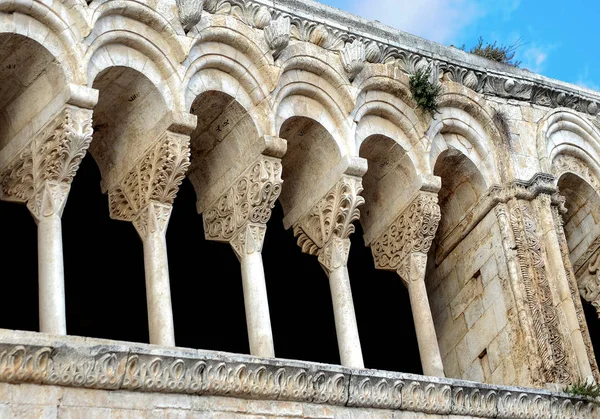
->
[293,176,364,272]
[552,155,600,190]
[371,191,440,282]
[203,156,283,252]
[0,106,93,218]
[264,15,290,58]
[340,40,366,81]
[0,334,596,418]
[176,0,203,32]
[108,131,191,227]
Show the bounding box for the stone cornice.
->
[202,0,600,117]
[0,330,596,417]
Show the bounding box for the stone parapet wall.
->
[0,330,595,418]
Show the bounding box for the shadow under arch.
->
[61,64,172,342]
[167,176,249,354]
[433,148,487,248]
[425,147,489,381]
[62,153,148,342]
[0,32,70,333]
[558,172,600,361]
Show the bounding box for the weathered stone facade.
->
[0,0,600,417]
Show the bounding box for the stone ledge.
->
[0,329,595,418]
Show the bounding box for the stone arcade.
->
[0,0,600,417]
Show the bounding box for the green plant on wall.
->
[564,380,600,405]
[409,68,441,117]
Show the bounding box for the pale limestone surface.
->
[1,0,600,417]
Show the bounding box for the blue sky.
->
[319,0,599,91]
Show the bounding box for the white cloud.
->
[520,43,555,73]
[576,65,600,91]
[347,0,521,45]
[348,0,482,44]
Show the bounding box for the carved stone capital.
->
[0,106,93,217]
[371,192,440,283]
[318,237,351,273]
[27,182,71,222]
[293,176,364,268]
[230,223,267,260]
[203,156,282,251]
[133,202,173,239]
[108,132,190,223]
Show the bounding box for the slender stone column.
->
[203,157,283,358]
[371,192,445,377]
[134,202,176,347]
[234,224,274,357]
[321,237,363,368]
[294,176,365,368]
[0,107,94,335]
[108,131,191,346]
[31,183,70,335]
[535,194,594,381]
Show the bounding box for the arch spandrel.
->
[0,1,86,85]
[90,0,187,45]
[190,13,279,88]
[538,108,600,178]
[182,40,275,137]
[427,84,507,187]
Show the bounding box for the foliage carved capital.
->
[371,192,440,282]
[133,202,173,239]
[203,156,282,255]
[0,106,93,219]
[108,132,191,224]
[293,176,364,271]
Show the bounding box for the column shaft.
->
[328,265,364,368]
[240,251,275,357]
[37,213,67,335]
[406,264,444,377]
[142,230,175,347]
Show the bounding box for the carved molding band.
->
[202,0,600,116]
[0,336,596,418]
[293,176,364,271]
[552,155,600,191]
[0,106,93,219]
[507,198,571,385]
[203,156,282,256]
[108,132,191,223]
[371,192,440,282]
